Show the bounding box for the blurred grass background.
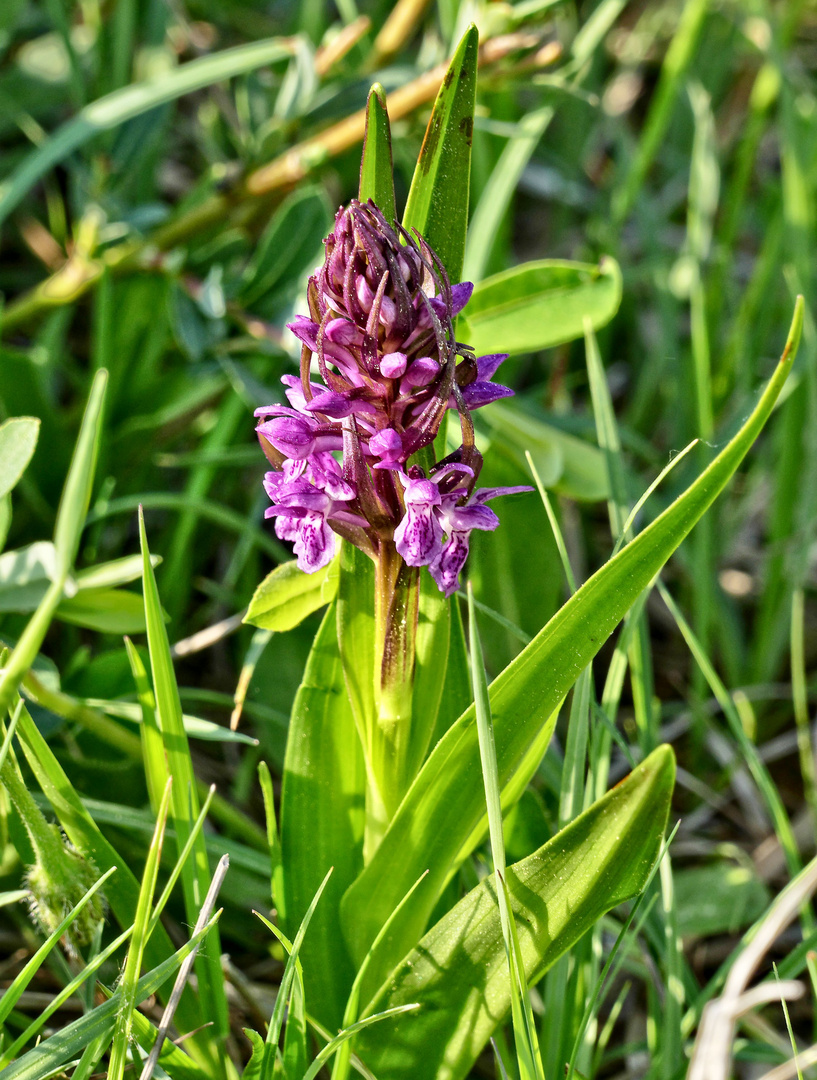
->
[2,0,817,1074]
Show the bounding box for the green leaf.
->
[340,299,802,992]
[242,1028,267,1080]
[674,863,770,939]
[0,542,59,612]
[403,570,452,783]
[13,707,204,1038]
[238,185,332,309]
[0,38,295,227]
[55,587,146,634]
[0,370,106,718]
[359,84,396,224]
[108,782,172,1080]
[458,259,623,357]
[129,1010,210,1080]
[402,25,478,282]
[481,401,609,503]
[0,416,39,500]
[353,747,675,1080]
[139,508,229,1045]
[280,603,365,1030]
[244,558,338,632]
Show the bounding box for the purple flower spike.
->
[394,473,444,566]
[257,197,529,584]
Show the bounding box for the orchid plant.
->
[0,23,804,1080]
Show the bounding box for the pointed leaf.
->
[139,509,229,1043]
[340,300,801,991]
[402,25,478,282]
[359,84,396,224]
[354,747,675,1080]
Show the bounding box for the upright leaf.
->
[139,509,229,1047]
[0,370,106,718]
[281,603,365,1030]
[353,747,675,1080]
[402,25,478,282]
[340,301,802,990]
[359,84,396,224]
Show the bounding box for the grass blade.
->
[107,779,173,1080]
[138,506,229,1045]
[0,370,106,717]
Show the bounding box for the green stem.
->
[365,544,419,855]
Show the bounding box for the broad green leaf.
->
[336,541,377,755]
[55,587,146,634]
[673,863,770,939]
[139,509,229,1044]
[354,746,675,1080]
[402,25,478,282]
[0,38,295,227]
[238,185,332,309]
[0,416,39,500]
[0,494,11,551]
[280,603,365,1030]
[0,913,220,1080]
[244,557,338,632]
[359,84,396,224]
[0,550,160,614]
[74,552,160,590]
[481,401,609,502]
[341,300,802,990]
[458,259,623,357]
[429,596,472,747]
[0,542,60,612]
[403,569,452,783]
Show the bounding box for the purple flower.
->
[394,472,444,567]
[459,354,515,410]
[429,485,530,597]
[263,458,365,572]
